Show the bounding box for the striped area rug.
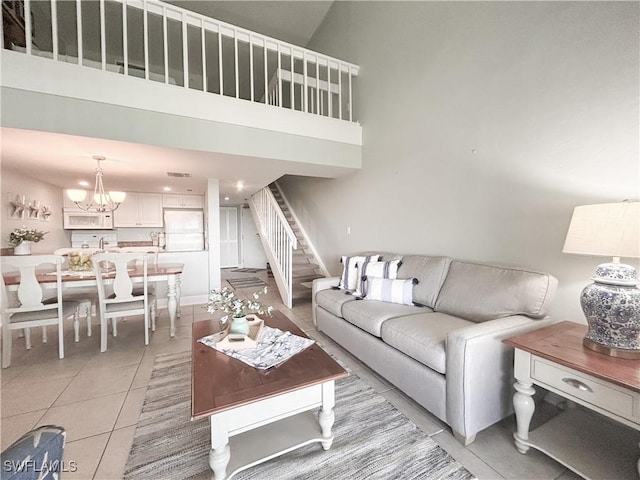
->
[124,351,475,480]
[226,277,268,289]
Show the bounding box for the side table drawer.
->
[531,357,638,422]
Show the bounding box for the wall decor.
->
[7,194,53,222]
[8,193,27,219]
[39,205,52,221]
[28,200,40,219]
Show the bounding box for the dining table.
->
[2,263,184,338]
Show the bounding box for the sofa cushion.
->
[315,288,358,317]
[435,261,559,322]
[364,277,416,305]
[342,299,431,337]
[381,313,474,374]
[396,255,452,308]
[338,255,381,291]
[353,259,402,297]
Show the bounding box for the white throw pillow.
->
[353,259,402,297]
[365,277,416,305]
[338,255,381,291]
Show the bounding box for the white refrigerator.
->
[163,209,205,251]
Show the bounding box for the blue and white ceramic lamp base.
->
[581,262,640,359]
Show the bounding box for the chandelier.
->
[67,156,126,212]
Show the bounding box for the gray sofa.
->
[312,254,558,445]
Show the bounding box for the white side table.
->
[504,321,640,479]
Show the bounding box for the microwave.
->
[63,209,113,230]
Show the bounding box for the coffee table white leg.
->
[209,415,230,480]
[319,381,336,450]
[167,274,177,337]
[513,379,536,454]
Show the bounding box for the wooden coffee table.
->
[191,310,348,480]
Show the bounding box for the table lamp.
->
[562,201,640,359]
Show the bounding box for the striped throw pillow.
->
[366,277,416,305]
[338,255,381,291]
[353,259,402,297]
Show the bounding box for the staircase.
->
[249,182,326,308]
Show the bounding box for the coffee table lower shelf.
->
[522,407,640,480]
[223,411,326,479]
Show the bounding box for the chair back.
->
[0,255,63,314]
[92,252,148,304]
[117,246,160,265]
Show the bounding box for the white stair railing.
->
[1,0,359,123]
[249,187,297,308]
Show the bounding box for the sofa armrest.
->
[312,277,340,326]
[445,315,557,444]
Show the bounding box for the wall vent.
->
[166,172,192,178]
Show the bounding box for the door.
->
[219,207,239,268]
[241,206,267,269]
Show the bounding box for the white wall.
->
[1,168,69,253]
[279,1,640,322]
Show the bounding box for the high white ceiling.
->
[1,1,335,204]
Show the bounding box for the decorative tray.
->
[215,315,264,351]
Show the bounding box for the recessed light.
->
[224,196,230,201]
[163,187,172,191]
[78,180,90,187]
[236,181,244,191]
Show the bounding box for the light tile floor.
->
[0,270,583,480]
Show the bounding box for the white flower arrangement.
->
[8,226,47,247]
[205,286,273,324]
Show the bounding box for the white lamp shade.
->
[563,201,640,259]
[67,189,87,202]
[109,191,126,203]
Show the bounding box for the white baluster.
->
[249,33,254,102]
[277,44,282,107]
[233,28,238,98]
[303,52,308,112]
[51,0,58,60]
[181,11,188,87]
[123,1,128,75]
[201,18,207,91]
[100,0,106,70]
[263,41,268,103]
[143,0,149,79]
[25,0,31,55]
[349,66,353,122]
[338,63,343,120]
[218,25,223,95]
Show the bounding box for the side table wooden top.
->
[503,321,640,393]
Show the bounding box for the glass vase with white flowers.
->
[205,286,273,335]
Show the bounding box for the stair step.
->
[293,258,318,266]
[293,252,314,258]
[300,281,314,289]
[293,273,323,282]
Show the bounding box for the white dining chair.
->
[53,248,95,342]
[92,252,155,352]
[117,246,160,329]
[1,255,80,368]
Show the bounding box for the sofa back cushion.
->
[434,261,558,322]
[396,255,452,308]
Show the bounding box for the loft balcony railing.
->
[1,0,359,123]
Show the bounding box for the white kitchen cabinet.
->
[114,193,163,227]
[163,194,203,209]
